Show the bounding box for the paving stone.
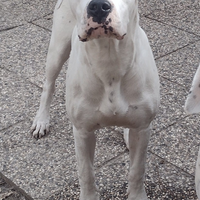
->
[0,0,55,31]
[139,0,175,16]
[0,68,41,130]
[147,0,200,36]
[0,173,29,200]
[156,40,200,89]
[145,152,197,199]
[151,77,187,132]
[150,115,200,175]
[140,17,200,59]
[0,120,77,200]
[0,24,51,88]
[33,14,53,32]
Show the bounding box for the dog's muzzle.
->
[87,0,112,24]
[78,0,127,42]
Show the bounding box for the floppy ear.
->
[185,63,200,114]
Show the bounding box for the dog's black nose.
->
[87,0,112,24]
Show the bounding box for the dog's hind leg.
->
[73,127,99,200]
[127,127,149,200]
[31,0,75,138]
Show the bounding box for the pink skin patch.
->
[78,13,126,42]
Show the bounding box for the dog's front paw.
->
[30,113,50,139]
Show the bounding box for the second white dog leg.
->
[128,127,150,200]
[73,126,99,200]
[123,128,129,149]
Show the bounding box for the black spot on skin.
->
[110,91,114,96]
[112,77,115,81]
[82,39,88,42]
[109,26,113,32]
[109,98,113,103]
[189,90,192,94]
[102,25,107,29]
[97,123,100,126]
[199,83,200,87]
[78,35,88,42]
[87,27,95,36]
[109,18,112,22]
[101,25,108,34]
[109,81,112,86]
[105,21,109,25]
[193,95,197,99]
[88,23,90,26]
[130,105,138,110]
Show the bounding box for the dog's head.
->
[69,0,138,42]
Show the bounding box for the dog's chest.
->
[66,37,159,131]
[66,70,156,131]
[98,80,129,116]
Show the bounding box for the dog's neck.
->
[80,17,140,84]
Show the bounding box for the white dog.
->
[31,0,160,199]
[185,62,200,199]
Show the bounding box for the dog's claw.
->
[30,122,49,139]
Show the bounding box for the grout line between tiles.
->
[0,172,34,200]
[145,15,200,38]
[148,149,195,178]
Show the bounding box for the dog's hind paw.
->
[30,115,50,139]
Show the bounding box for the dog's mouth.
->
[78,15,126,42]
[78,25,126,42]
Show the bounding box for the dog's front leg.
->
[73,126,99,200]
[31,0,75,138]
[31,38,69,139]
[127,127,150,200]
